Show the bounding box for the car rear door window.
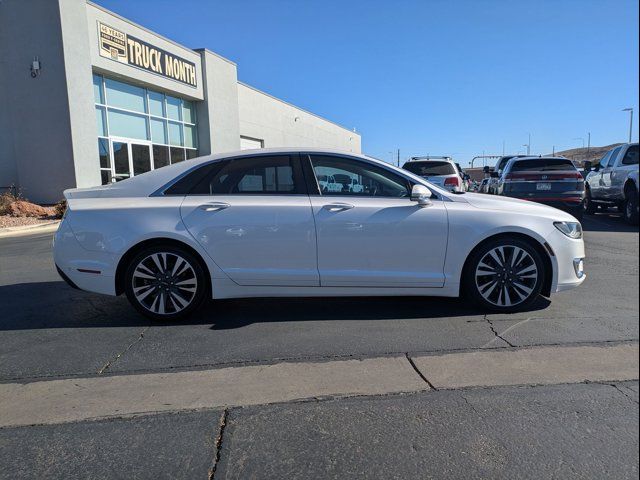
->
[191,155,305,195]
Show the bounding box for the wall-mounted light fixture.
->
[30,57,41,78]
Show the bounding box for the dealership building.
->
[0,0,361,203]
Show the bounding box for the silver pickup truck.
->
[584,143,638,225]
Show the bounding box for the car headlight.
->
[554,221,583,239]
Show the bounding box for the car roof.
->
[66,147,453,199]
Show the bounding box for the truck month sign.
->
[98,22,197,88]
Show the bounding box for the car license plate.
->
[536,183,552,190]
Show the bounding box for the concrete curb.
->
[0,220,60,238]
[0,343,637,428]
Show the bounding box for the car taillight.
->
[444,177,460,187]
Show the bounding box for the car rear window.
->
[510,159,576,172]
[402,161,456,176]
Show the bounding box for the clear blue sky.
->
[96,0,638,166]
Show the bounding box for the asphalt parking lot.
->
[1,213,638,479]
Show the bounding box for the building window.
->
[92,74,198,182]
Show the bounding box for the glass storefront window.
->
[170,147,186,163]
[153,145,170,168]
[113,142,131,179]
[168,121,183,146]
[95,106,107,137]
[148,91,165,117]
[182,100,195,123]
[93,74,104,104]
[132,144,152,175]
[108,110,148,140]
[105,79,146,113]
[150,118,167,144]
[93,74,198,182]
[98,138,110,168]
[166,95,182,120]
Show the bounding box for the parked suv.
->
[486,155,528,194]
[584,143,639,224]
[402,157,465,192]
[497,156,585,220]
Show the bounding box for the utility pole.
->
[623,108,634,142]
[502,140,505,156]
[552,145,555,155]
[528,133,531,155]
[587,132,591,156]
[397,149,400,167]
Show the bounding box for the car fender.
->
[442,204,559,295]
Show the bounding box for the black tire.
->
[623,187,639,225]
[124,245,208,321]
[463,238,545,313]
[583,187,597,215]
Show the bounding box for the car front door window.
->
[309,155,410,198]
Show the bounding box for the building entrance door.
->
[109,138,154,182]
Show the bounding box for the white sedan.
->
[54,148,586,320]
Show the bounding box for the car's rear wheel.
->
[464,238,545,312]
[124,245,207,321]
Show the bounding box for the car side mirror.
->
[490,171,500,178]
[410,184,433,207]
[584,161,592,171]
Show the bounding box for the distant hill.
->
[551,144,623,167]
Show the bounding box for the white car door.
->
[180,154,319,287]
[305,154,448,288]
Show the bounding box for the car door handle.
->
[199,202,230,212]
[323,203,355,212]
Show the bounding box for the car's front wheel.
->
[464,238,545,312]
[124,245,208,321]
[583,187,597,215]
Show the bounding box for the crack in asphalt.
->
[97,326,149,375]
[484,315,516,348]
[208,408,229,480]
[606,382,639,405]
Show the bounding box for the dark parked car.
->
[497,157,585,220]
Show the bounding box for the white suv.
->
[402,157,465,193]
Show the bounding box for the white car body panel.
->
[180,195,319,287]
[54,148,586,304]
[309,195,448,287]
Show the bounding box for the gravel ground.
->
[0,215,57,229]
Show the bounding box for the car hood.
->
[458,192,577,221]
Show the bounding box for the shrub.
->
[54,199,67,219]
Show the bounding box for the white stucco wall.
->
[237,83,361,153]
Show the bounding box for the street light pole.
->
[622,108,634,143]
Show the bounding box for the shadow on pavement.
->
[581,212,639,233]
[0,281,551,331]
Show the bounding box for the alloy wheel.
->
[475,245,538,308]
[131,252,198,315]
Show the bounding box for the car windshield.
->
[510,159,576,172]
[402,161,456,176]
